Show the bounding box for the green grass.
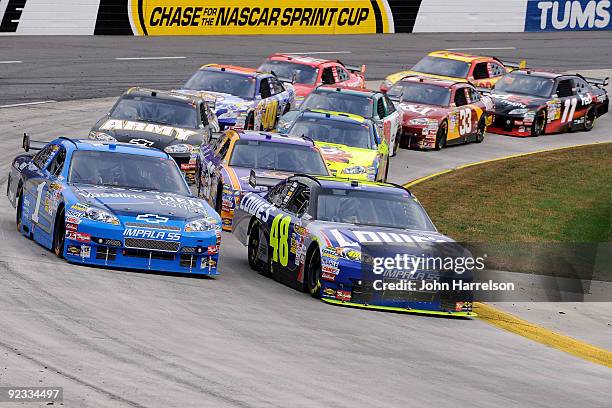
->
[411,143,612,280]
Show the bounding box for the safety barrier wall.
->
[0,0,610,35]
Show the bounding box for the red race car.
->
[387,76,492,150]
[258,54,366,106]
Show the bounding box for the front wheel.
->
[214,183,223,216]
[531,110,546,137]
[475,115,486,143]
[247,221,263,272]
[306,248,322,298]
[53,207,65,259]
[584,107,596,131]
[245,112,255,130]
[435,121,448,151]
[391,129,400,157]
[16,185,23,232]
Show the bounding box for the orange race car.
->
[380,51,525,92]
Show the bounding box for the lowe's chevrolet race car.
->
[7,136,222,275]
[233,175,474,316]
[177,64,295,131]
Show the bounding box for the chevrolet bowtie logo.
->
[136,214,169,224]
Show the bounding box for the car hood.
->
[70,185,213,222]
[386,70,465,85]
[92,118,204,149]
[315,142,378,179]
[175,89,254,115]
[489,92,548,114]
[397,102,447,122]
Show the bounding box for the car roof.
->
[291,175,410,194]
[124,87,203,104]
[229,130,316,147]
[266,54,337,67]
[510,69,564,79]
[59,138,169,158]
[199,64,268,78]
[428,50,490,63]
[299,109,368,124]
[315,85,379,97]
[397,75,460,88]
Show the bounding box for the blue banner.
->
[525,0,612,31]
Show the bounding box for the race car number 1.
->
[270,214,290,267]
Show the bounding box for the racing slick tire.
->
[435,121,448,151]
[475,115,486,143]
[247,220,264,272]
[584,107,596,132]
[306,246,323,298]
[52,206,65,259]
[15,184,23,232]
[214,182,223,216]
[391,129,401,157]
[531,110,546,137]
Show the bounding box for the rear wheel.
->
[53,207,65,259]
[214,183,223,216]
[531,110,546,137]
[391,129,400,157]
[245,112,255,130]
[435,121,448,150]
[475,115,486,143]
[15,185,23,232]
[584,106,596,131]
[306,248,322,298]
[247,221,263,271]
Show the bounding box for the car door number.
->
[270,213,290,267]
[31,181,46,223]
[459,109,472,135]
[561,98,578,123]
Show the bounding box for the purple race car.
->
[194,130,330,230]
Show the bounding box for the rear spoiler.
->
[582,75,609,88]
[498,59,527,71]
[248,169,285,189]
[22,133,48,152]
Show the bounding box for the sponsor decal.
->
[323,287,336,297]
[99,119,196,140]
[200,256,217,269]
[129,138,156,147]
[80,192,147,199]
[239,193,274,222]
[66,231,91,243]
[67,245,81,256]
[123,228,181,241]
[156,194,206,211]
[65,223,79,232]
[321,271,337,282]
[335,289,351,301]
[328,228,448,247]
[525,0,611,32]
[80,245,91,259]
[136,213,169,224]
[207,245,219,254]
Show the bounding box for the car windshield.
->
[288,117,372,149]
[493,73,555,98]
[68,150,190,195]
[388,82,451,106]
[183,70,257,100]
[317,189,436,231]
[229,140,328,174]
[411,56,470,79]
[110,95,198,128]
[302,92,374,118]
[258,60,318,85]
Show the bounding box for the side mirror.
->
[211,132,222,141]
[291,72,297,84]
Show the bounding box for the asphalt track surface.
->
[0,34,611,407]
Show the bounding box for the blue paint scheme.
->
[525,0,612,32]
[6,138,221,275]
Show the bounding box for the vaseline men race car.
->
[195,130,329,231]
[277,86,402,156]
[286,109,390,182]
[233,175,475,316]
[387,77,492,150]
[90,88,219,182]
[177,64,295,131]
[7,135,222,275]
[380,51,525,92]
[258,54,366,105]
[485,70,609,137]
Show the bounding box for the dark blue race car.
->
[6,135,222,275]
[233,175,475,316]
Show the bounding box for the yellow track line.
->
[475,303,612,368]
[403,140,612,368]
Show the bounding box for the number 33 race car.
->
[7,136,222,275]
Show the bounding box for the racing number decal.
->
[31,181,46,223]
[561,98,578,123]
[459,109,472,135]
[270,213,290,267]
[261,100,279,130]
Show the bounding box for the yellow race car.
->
[286,109,390,182]
[381,51,525,92]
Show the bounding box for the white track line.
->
[0,100,57,108]
[0,60,22,64]
[277,51,352,55]
[115,56,186,61]
[445,47,516,51]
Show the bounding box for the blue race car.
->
[177,64,295,131]
[6,135,222,275]
[233,175,474,316]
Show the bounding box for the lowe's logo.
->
[136,213,168,224]
[526,0,611,31]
